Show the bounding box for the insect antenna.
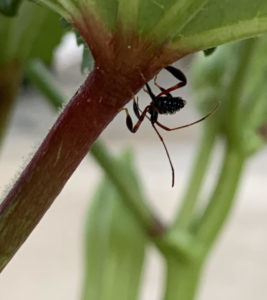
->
[151,123,175,187]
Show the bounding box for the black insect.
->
[122,66,217,187]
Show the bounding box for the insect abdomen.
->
[156,97,186,114]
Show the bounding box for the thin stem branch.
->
[195,146,245,252]
[163,256,202,300]
[162,145,245,300]
[194,40,256,254]
[223,39,256,147]
[90,141,165,236]
[25,59,65,109]
[173,122,218,230]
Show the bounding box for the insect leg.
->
[155,103,219,131]
[121,105,151,133]
[165,66,187,85]
[153,76,172,96]
[145,83,157,101]
[157,66,187,97]
[133,97,141,119]
[151,122,175,187]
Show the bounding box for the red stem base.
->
[0,67,140,271]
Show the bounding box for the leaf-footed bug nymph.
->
[121,66,218,187]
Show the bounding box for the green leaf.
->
[82,150,146,300]
[191,37,267,155]
[168,1,267,53]
[137,0,267,54]
[0,0,22,16]
[40,0,267,59]
[137,0,184,35]
[91,0,118,30]
[0,2,44,63]
[0,1,65,64]
[28,8,65,64]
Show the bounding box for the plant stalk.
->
[195,145,245,251]
[162,146,245,300]
[91,142,165,237]
[0,66,145,272]
[174,122,218,230]
[163,256,202,300]
[25,59,164,238]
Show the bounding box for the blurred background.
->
[0,33,267,300]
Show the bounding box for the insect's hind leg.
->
[157,66,187,97]
[165,66,187,86]
[155,103,219,131]
[153,75,172,96]
[133,96,141,119]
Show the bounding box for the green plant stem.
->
[174,122,218,230]
[162,146,245,300]
[223,39,256,146]
[91,141,165,236]
[25,59,65,109]
[196,145,245,252]
[163,39,255,300]
[91,144,195,260]
[0,62,22,148]
[163,256,202,300]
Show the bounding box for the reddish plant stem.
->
[0,67,146,272]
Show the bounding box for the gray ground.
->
[0,48,267,300]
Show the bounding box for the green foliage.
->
[0,0,22,16]
[170,1,267,50]
[38,0,267,57]
[82,150,146,300]
[92,0,118,30]
[191,38,267,155]
[137,0,267,50]
[0,1,65,64]
[137,0,177,33]
[28,10,65,64]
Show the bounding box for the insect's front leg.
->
[121,104,151,133]
[133,97,141,119]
